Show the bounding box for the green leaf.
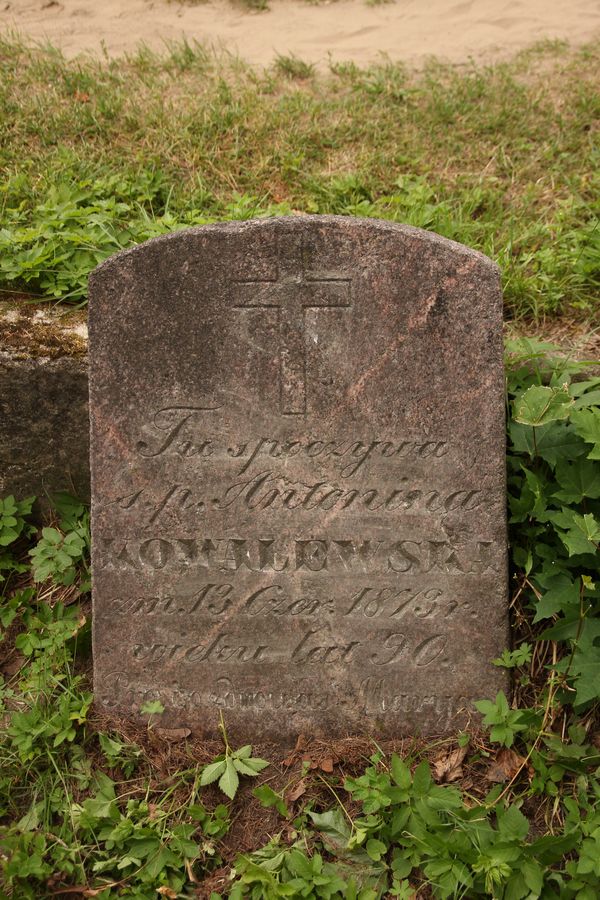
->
[219,757,240,799]
[233,744,253,759]
[234,758,266,777]
[514,384,573,426]
[571,408,600,458]
[411,761,432,796]
[509,420,587,467]
[287,848,314,879]
[140,699,164,716]
[390,753,412,789]
[200,760,227,786]
[533,576,580,622]
[497,804,530,841]
[235,757,269,775]
[40,527,62,545]
[17,800,42,832]
[253,784,289,817]
[308,808,351,848]
[365,838,387,862]
[554,457,600,503]
[557,512,600,556]
[521,860,544,894]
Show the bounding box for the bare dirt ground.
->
[1,0,599,67]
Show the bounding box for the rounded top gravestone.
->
[88,215,508,741]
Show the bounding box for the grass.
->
[0,36,598,316]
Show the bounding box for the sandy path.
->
[1,0,599,67]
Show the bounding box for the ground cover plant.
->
[0,341,599,898]
[0,36,598,318]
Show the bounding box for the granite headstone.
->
[89,216,508,740]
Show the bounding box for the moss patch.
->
[0,296,87,359]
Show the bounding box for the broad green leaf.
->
[390,753,411,789]
[40,527,62,545]
[308,808,351,848]
[514,385,573,426]
[564,622,600,707]
[497,804,529,841]
[17,800,42,832]
[474,698,496,717]
[533,576,580,622]
[558,512,600,556]
[571,408,600,458]
[411,761,432,796]
[366,838,387,862]
[574,389,600,408]
[509,420,587,467]
[569,378,600,398]
[219,757,240,799]
[287,848,314,879]
[543,619,600,706]
[554,457,600,503]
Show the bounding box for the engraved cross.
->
[232,233,352,415]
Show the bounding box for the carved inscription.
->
[96,536,499,575]
[128,628,448,668]
[106,479,485,524]
[135,409,450,472]
[110,584,477,621]
[99,671,473,732]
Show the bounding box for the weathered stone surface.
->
[0,303,90,510]
[89,216,508,741]
[0,352,89,509]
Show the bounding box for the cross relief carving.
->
[232,233,352,415]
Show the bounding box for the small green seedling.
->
[200,714,269,800]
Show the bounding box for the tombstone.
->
[89,216,508,740]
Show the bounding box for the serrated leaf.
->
[533,575,580,622]
[514,385,573,426]
[543,618,600,706]
[41,527,62,545]
[140,699,164,716]
[558,512,600,556]
[237,756,269,774]
[233,744,253,759]
[390,753,411,789]
[200,759,226,786]
[571,408,600,458]
[509,420,587,467]
[287,848,314,879]
[412,761,432,796]
[497,804,529,841]
[234,759,262,777]
[219,757,240,799]
[554,457,600,503]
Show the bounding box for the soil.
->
[1,0,599,69]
